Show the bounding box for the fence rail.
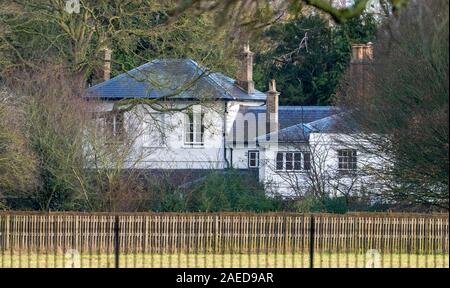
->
[0,212,448,268]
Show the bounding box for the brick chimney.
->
[266,79,280,133]
[102,48,112,81]
[350,43,373,99]
[351,42,373,63]
[236,43,255,94]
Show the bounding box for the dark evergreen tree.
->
[254,14,377,105]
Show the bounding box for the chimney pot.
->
[351,43,373,63]
[269,79,277,92]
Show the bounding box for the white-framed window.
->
[338,149,357,172]
[185,108,204,146]
[275,151,308,171]
[248,150,259,168]
[101,111,124,142]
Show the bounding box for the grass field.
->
[1,253,448,268]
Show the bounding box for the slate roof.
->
[238,106,336,130]
[86,59,266,101]
[257,112,358,143]
[305,113,359,133]
[260,123,313,143]
[234,106,340,143]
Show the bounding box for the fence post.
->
[114,215,120,269]
[309,215,315,269]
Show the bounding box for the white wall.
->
[260,133,387,197]
[259,143,310,197]
[91,100,264,170]
[89,101,387,198]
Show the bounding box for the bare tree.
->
[0,86,38,208]
[173,0,405,30]
[336,0,449,211]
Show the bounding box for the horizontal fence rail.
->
[0,212,448,268]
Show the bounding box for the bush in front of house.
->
[186,169,280,212]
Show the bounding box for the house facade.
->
[86,43,382,197]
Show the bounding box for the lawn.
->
[1,252,448,268]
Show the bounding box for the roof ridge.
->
[86,58,267,101]
[173,59,236,100]
[87,59,160,91]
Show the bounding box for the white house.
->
[86,43,383,197]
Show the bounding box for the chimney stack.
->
[266,79,280,133]
[350,43,373,99]
[236,42,255,94]
[102,48,112,81]
[351,43,373,64]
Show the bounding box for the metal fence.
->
[0,212,448,268]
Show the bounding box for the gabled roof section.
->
[235,105,338,143]
[86,59,266,102]
[238,106,336,130]
[258,112,359,144]
[257,123,313,143]
[305,113,359,133]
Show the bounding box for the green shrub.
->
[187,169,278,212]
[292,195,348,214]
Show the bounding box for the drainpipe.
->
[223,101,231,169]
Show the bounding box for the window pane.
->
[195,131,202,143]
[185,112,192,143]
[249,152,259,168]
[338,149,357,171]
[294,153,302,170]
[276,153,284,170]
[286,153,293,170]
[185,109,205,145]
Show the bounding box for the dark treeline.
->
[0,1,448,213]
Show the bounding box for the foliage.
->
[0,87,37,205]
[19,69,88,211]
[174,0,404,26]
[337,0,449,210]
[254,14,377,105]
[187,170,279,212]
[290,194,347,213]
[0,0,236,86]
